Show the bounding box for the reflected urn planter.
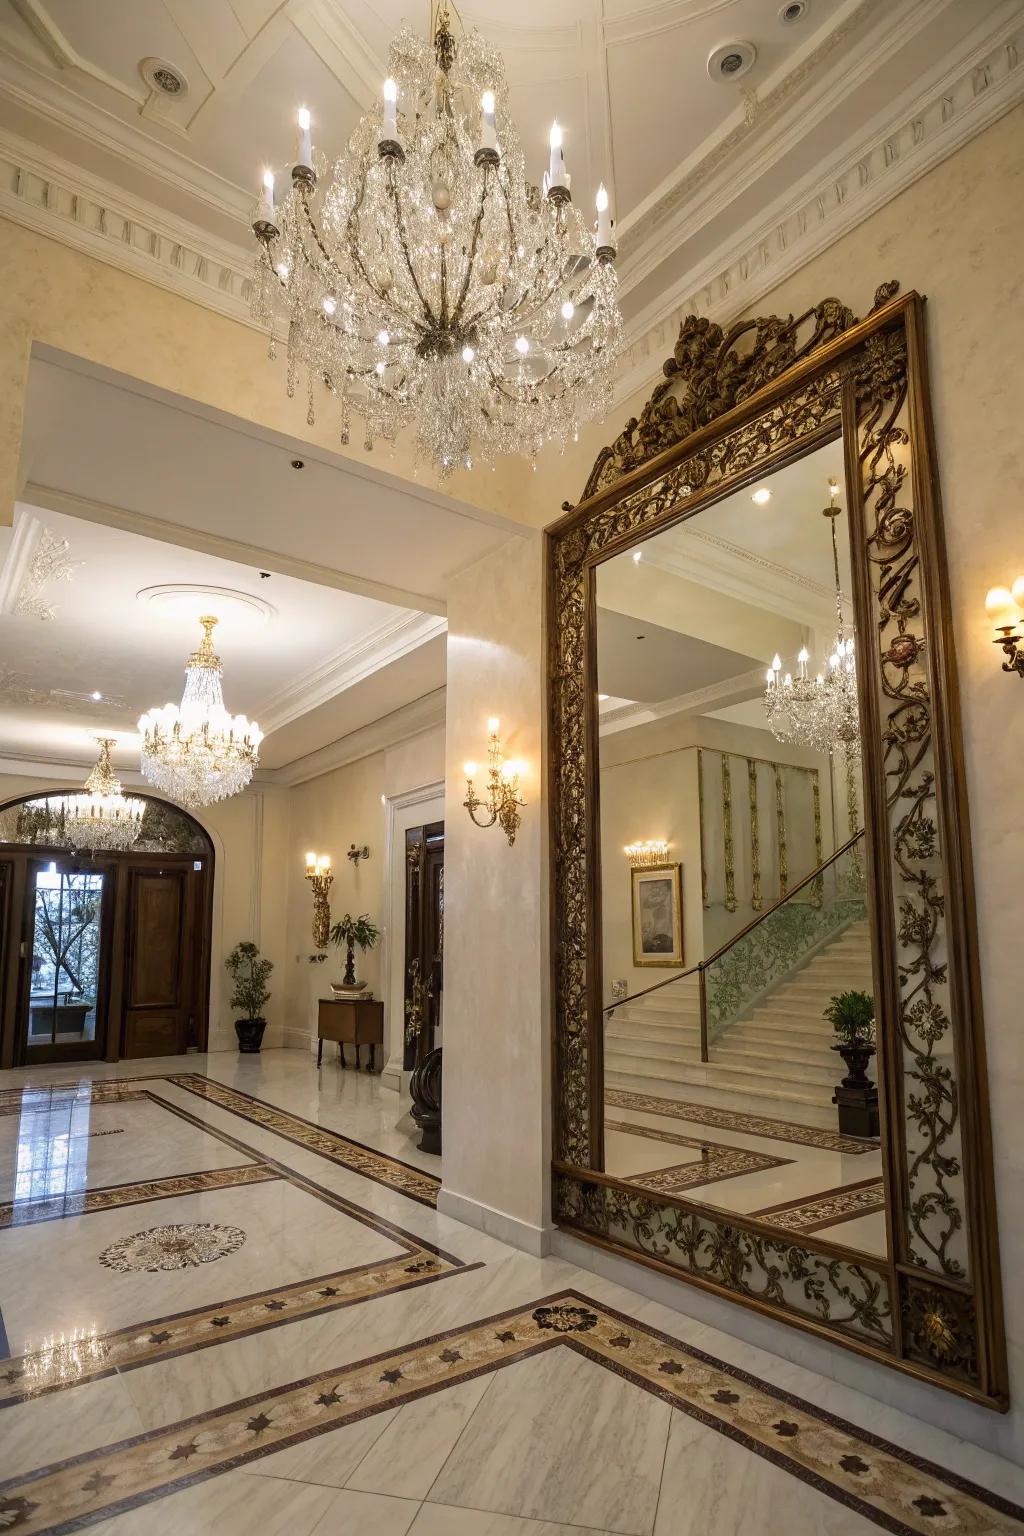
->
[831,1040,880,1138]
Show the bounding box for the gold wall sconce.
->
[347,842,370,865]
[304,851,333,948]
[624,839,670,868]
[985,579,1024,678]
[463,716,525,846]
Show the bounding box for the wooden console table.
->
[317,997,384,1070]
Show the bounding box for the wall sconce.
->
[347,842,370,865]
[985,579,1024,678]
[624,839,669,868]
[463,716,525,846]
[304,851,333,948]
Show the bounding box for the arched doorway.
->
[0,791,214,1067]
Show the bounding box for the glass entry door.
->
[24,861,109,1062]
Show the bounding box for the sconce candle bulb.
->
[304,851,333,949]
[985,578,1024,677]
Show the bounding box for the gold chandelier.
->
[48,738,145,854]
[138,616,262,809]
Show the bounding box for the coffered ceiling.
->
[1,0,1020,377]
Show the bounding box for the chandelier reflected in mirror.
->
[764,479,860,757]
[139,617,262,809]
[250,5,622,475]
[45,738,145,853]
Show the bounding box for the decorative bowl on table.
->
[330,982,368,997]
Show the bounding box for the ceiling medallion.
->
[136,585,276,628]
[46,738,146,854]
[249,5,622,476]
[763,480,860,757]
[138,616,262,809]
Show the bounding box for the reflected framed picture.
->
[630,863,683,967]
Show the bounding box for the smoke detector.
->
[140,57,189,97]
[707,41,757,82]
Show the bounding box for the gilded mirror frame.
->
[545,284,1008,1409]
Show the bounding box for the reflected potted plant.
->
[329,913,380,994]
[825,989,879,1137]
[225,941,273,1053]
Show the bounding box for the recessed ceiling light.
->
[778,1,808,24]
[707,40,757,82]
[751,486,772,505]
[140,57,189,97]
[291,458,305,470]
[91,691,102,701]
[632,550,642,564]
[598,693,609,701]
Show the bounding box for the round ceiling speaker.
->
[136,585,276,629]
[140,57,189,97]
[707,41,757,82]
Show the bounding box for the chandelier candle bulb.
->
[480,89,497,152]
[548,121,568,193]
[595,183,613,250]
[382,77,398,141]
[297,107,312,167]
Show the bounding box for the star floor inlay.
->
[97,1221,248,1274]
[0,1290,1019,1536]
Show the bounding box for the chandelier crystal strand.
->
[764,481,861,757]
[49,738,146,853]
[250,10,622,475]
[139,617,262,808]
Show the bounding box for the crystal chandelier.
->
[138,617,262,808]
[249,5,623,475]
[764,480,860,756]
[46,738,145,853]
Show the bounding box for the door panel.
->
[123,870,187,1058]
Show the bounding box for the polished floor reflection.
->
[0,1053,1019,1535]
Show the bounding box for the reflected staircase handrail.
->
[604,828,866,1064]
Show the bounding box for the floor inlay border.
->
[0,1290,1018,1536]
[607,1119,790,1195]
[607,1088,881,1153]
[754,1176,887,1233]
[169,1074,441,1207]
[0,1164,276,1229]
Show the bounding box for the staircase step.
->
[604,1068,835,1129]
[604,1047,835,1100]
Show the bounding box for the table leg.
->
[339,1042,346,1069]
[355,1043,362,1070]
[368,1043,376,1073]
[317,1038,323,1066]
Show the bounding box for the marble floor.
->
[0,1051,1019,1535]
[604,1089,887,1256]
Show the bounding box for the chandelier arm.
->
[384,158,438,328]
[450,169,492,326]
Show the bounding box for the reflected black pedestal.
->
[832,1083,880,1138]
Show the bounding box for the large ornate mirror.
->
[547,284,1008,1409]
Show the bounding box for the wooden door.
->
[122,869,190,1057]
[402,821,444,1070]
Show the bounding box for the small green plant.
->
[225,941,273,1019]
[824,989,875,1046]
[330,913,380,986]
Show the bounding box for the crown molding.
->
[0,508,42,614]
[258,611,448,735]
[270,688,448,786]
[642,528,849,629]
[612,10,1024,407]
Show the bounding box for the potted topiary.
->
[225,941,273,1053]
[329,913,380,993]
[824,988,879,1137]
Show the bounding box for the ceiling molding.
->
[21,482,448,618]
[611,13,1024,408]
[270,687,448,786]
[259,611,448,735]
[0,508,42,613]
[599,666,767,737]
[9,0,146,107]
[641,528,849,628]
[290,0,386,113]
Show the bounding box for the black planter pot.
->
[235,1017,267,1054]
[831,1040,879,1137]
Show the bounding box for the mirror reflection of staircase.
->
[605,920,872,1129]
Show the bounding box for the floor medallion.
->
[98,1221,246,1274]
